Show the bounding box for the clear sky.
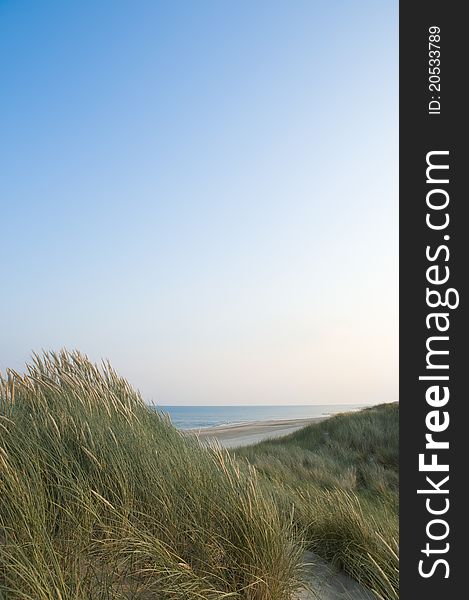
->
[0,1,397,406]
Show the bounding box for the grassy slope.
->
[235,404,399,600]
[0,352,302,600]
[1,353,398,600]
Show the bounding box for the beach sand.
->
[185,417,327,448]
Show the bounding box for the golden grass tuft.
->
[0,351,302,600]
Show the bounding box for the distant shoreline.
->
[184,416,328,448]
[153,403,369,433]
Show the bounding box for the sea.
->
[151,404,367,430]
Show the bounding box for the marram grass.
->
[235,403,399,600]
[1,351,398,599]
[0,351,302,599]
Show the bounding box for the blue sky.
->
[0,1,398,405]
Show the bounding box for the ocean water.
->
[151,404,367,430]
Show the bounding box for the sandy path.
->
[185,417,327,448]
[297,552,375,600]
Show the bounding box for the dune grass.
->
[0,351,303,600]
[234,404,399,600]
[1,352,398,599]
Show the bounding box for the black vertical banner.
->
[400,2,466,598]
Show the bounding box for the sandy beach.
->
[186,416,327,448]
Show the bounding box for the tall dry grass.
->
[0,351,303,600]
[235,404,399,599]
[1,352,398,599]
